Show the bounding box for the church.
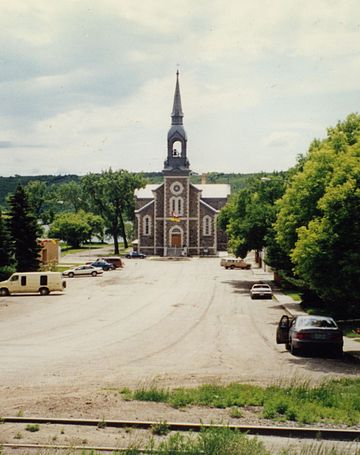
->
[134,72,230,257]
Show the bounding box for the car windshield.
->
[297,316,337,328]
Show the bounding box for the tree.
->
[218,173,287,258]
[82,169,145,254]
[274,113,360,314]
[24,180,48,220]
[290,144,360,314]
[8,185,41,272]
[0,209,15,279]
[56,181,89,213]
[49,211,92,248]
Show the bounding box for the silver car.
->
[250,283,273,299]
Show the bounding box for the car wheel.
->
[91,271,97,277]
[68,272,75,278]
[285,342,290,351]
[290,341,299,356]
[333,347,343,358]
[230,265,235,269]
[39,287,50,296]
[0,287,10,296]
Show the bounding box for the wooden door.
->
[171,234,181,247]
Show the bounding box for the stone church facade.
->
[135,72,230,256]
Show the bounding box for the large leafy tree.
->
[49,210,104,248]
[82,169,145,254]
[24,180,48,220]
[8,185,41,272]
[218,173,287,258]
[274,113,360,314]
[290,143,360,313]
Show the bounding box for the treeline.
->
[0,172,255,208]
[219,113,360,317]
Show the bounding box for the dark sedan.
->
[125,251,146,259]
[276,314,343,357]
[90,260,115,271]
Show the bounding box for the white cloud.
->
[0,0,360,176]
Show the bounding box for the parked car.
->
[62,265,103,278]
[250,283,273,299]
[220,258,251,269]
[97,257,123,268]
[276,314,343,356]
[125,251,146,259]
[90,260,115,271]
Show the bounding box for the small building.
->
[135,72,230,257]
[39,238,60,265]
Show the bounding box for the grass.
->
[60,242,112,255]
[78,429,360,454]
[25,424,40,432]
[281,289,302,302]
[118,377,360,426]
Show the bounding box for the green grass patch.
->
[25,424,40,432]
[60,243,112,255]
[281,290,302,302]
[120,378,360,426]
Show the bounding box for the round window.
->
[170,181,183,195]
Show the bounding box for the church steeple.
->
[163,71,190,176]
[171,70,183,125]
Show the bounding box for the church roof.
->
[194,184,231,199]
[135,184,161,199]
[135,183,230,200]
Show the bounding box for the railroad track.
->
[2,416,360,442]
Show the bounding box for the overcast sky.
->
[1,0,359,177]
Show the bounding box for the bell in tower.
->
[163,71,191,176]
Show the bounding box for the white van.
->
[0,272,66,296]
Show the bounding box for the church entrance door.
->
[171,233,181,248]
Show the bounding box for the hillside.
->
[0,172,255,208]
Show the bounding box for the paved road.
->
[0,258,359,391]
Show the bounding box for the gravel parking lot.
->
[0,257,359,430]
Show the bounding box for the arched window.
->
[203,215,212,236]
[143,215,152,236]
[172,140,182,157]
[169,197,184,216]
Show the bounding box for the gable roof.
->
[135,184,162,199]
[193,184,231,199]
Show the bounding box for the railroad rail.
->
[2,416,360,441]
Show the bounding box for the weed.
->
[60,428,65,434]
[133,386,169,403]
[97,418,107,429]
[128,377,360,426]
[151,420,170,436]
[13,432,22,439]
[16,409,24,417]
[229,407,243,418]
[25,424,40,432]
[52,435,57,441]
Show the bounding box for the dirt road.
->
[0,257,359,414]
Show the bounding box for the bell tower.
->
[163,71,190,176]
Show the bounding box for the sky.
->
[1,0,359,177]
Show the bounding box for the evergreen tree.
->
[0,209,15,279]
[0,209,13,267]
[8,185,41,272]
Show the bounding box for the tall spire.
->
[171,70,183,125]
